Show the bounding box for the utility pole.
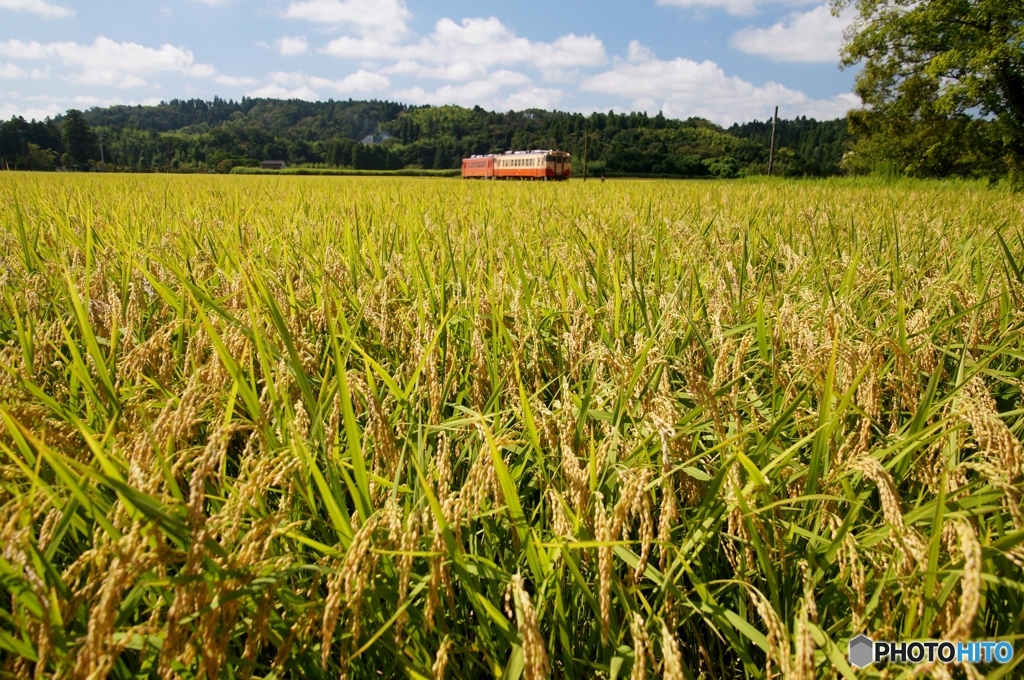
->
[767,106,779,176]
[582,126,589,182]
[98,130,105,169]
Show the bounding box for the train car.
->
[461,150,571,180]
[462,155,494,179]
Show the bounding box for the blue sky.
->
[0,0,860,125]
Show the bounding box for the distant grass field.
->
[1,173,1022,679]
[230,167,462,177]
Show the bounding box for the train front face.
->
[545,152,572,180]
[548,152,571,180]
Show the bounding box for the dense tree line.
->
[837,0,1022,185]
[2,97,854,177]
[728,117,852,177]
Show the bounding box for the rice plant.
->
[0,173,1022,679]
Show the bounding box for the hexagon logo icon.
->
[849,635,875,668]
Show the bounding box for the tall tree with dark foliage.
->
[61,109,97,169]
[839,0,1024,182]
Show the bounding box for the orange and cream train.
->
[461,150,572,180]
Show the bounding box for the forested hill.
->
[1,97,853,178]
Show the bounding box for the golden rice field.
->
[0,173,1023,680]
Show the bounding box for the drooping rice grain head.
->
[510,574,550,680]
[747,587,791,680]
[432,636,452,680]
[848,454,927,569]
[629,612,651,680]
[960,377,1023,480]
[946,520,981,642]
[661,620,685,680]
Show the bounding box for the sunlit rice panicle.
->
[432,636,452,680]
[471,326,489,411]
[629,612,651,680]
[293,399,310,440]
[633,479,654,582]
[961,459,1024,529]
[960,377,1024,480]
[510,574,550,680]
[394,510,420,644]
[723,460,753,572]
[848,454,926,568]
[661,620,685,680]
[748,587,791,680]
[946,520,981,641]
[594,497,614,644]
[658,480,679,572]
[547,488,573,538]
[425,328,443,424]
[435,432,453,501]
[559,423,590,514]
[792,561,817,680]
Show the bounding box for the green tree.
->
[22,143,58,171]
[839,0,1024,181]
[61,109,96,168]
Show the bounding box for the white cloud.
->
[247,68,390,100]
[317,69,390,93]
[0,37,219,88]
[285,0,411,41]
[395,69,563,111]
[730,4,853,62]
[0,94,161,121]
[500,86,565,111]
[215,74,257,86]
[323,16,606,80]
[247,84,320,100]
[580,41,857,123]
[0,101,66,120]
[0,0,74,18]
[656,0,815,17]
[277,36,309,56]
[1,63,28,79]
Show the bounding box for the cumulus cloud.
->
[581,41,857,123]
[323,16,606,84]
[1,63,28,79]
[395,69,563,111]
[284,0,411,41]
[307,10,604,112]
[0,37,218,88]
[730,4,853,63]
[0,0,74,18]
[656,0,815,17]
[277,36,309,56]
[247,84,320,100]
[215,74,257,86]
[247,68,390,100]
[0,94,161,120]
